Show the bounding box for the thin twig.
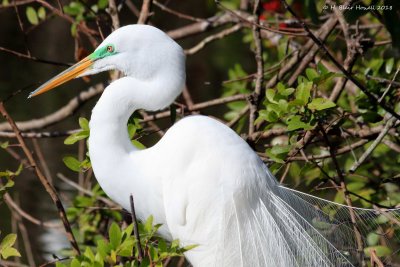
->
[4,193,61,228]
[248,0,263,137]
[153,0,204,22]
[57,173,117,207]
[137,0,153,24]
[0,102,80,255]
[349,116,396,173]
[185,24,242,55]
[108,0,120,30]
[0,84,104,131]
[130,194,144,262]
[281,0,400,121]
[319,125,365,265]
[32,138,52,184]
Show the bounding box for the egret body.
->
[30,25,400,267]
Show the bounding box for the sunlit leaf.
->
[26,7,39,25]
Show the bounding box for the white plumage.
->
[31,24,400,267]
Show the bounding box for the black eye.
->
[107,45,114,52]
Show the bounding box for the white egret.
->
[29,25,400,266]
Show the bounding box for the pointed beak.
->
[28,56,94,98]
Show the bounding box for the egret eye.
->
[107,45,114,53]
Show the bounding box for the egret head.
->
[29,25,185,98]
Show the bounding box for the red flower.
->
[263,0,281,12]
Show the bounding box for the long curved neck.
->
[88,75,183,181]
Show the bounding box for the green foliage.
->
[0,233,21,259]
[256,69,337,164]
[25,6,46,25]
[127,112,146,150]
[63,0,109,37]
[0,164,22,199]
[222,64,251,132]
[64,117,91,172]
[67,184,122,245]
[58,215,194,266]
[64,118,90,145]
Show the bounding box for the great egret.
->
[30,25,400,266]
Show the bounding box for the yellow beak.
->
[28,56,94,98]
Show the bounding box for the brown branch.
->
[248,0,263,137]
[349,116,396,173]
[32,138,52,184]
[9,195,36,267]
[4,193,61,228]
[125,0,140,17]
[0,129,79,138]
[319,125,365,265]
[142,93,248,122]
[0,102,80,255]
[366,75,400,88]
[328,0,361,102]
[0,46,72,66]
[281,0,400,121]
[130,194,143,262]
[35,0,98,47]
[287,16,338,86]
[137,0,153,24]
[153,0,204,22]
[108,0,120,30]
[0,84,104,131]
[185,24,242,55]
[369,249,385,267]
[57,173,117,207]
[0,0,34,8]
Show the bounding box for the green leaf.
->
[367,232,380,246]
[0,141,9,149]
[63,156,81,172]
[386,58,394,74]
[96,239,110,258]
[85,247,95,261]
[286,115,313,131]
[333,191,345,205]
[1,247,21,259]
[276,82,285,94]
[347,182,365,192]
[2,0,10,6]
[64,130,89,145]
[109,222,122,250]
[307,98,336,111]
[70,23,77,37]
[305,68,319,81]
[265,89,276,103]
[295,82,312,105]
[37,7,46,20]
[70,258,80,267]
[144,215,154,233]
[364,245,392,257]
[183,244,198,251]
[132,140,146,150]
[63,1,85,16]
[97,0,109,9]
[26,6,39,25]
[281,88,295,96]
[0,234,17,249]
[317,62,328,75]
[79,117,90,131]
[270,145,290,156]
[118,238,134,257]
[123,224,134,238]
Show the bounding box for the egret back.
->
[152,116,400,266]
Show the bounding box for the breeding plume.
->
[30,25,400,266]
